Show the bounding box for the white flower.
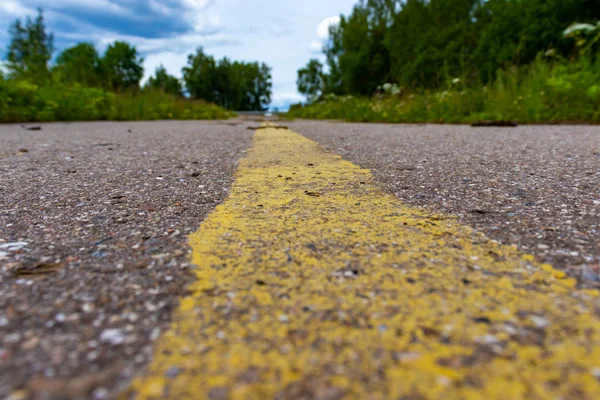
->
[563,23,596,37]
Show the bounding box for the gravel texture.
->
[1,119,599,398]
[0,121,252,399]
[290,121,600,287]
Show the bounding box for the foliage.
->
[183,47,272,111]
[102,41,144,92]
[54,43,102,87]
[145,65,183,97]
[5,8,54,84]
[564,21,600,57]
[0,79,232,123]
[297,59,324,102]
[287,58,600,124]
[299,0,600,96]
[0,9,238,122]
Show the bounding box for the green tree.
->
[471,0,600,82]
[183,47,218,102]
[390,0,477,88]
[318,0,397,96]
[54,43,101,87]
[323,22,344,94]
[303,0,600,96]
[183,47,272,111]
[297,59,324,101]
[146,65,183,96]
[250,62,272,110]
[5,8,54,83]
[102,41,144,91]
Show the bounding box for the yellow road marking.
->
[129,126,600,399]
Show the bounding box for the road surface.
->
[1,121,599,399]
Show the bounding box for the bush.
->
[0,80,233,123]
[286,58,600,124]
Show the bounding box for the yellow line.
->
[128,126,600,399]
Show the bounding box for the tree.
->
[6,8,54,83]
[323,21,344,95]
[54,43,101,87]
[102,41,144,91]
[183,47,218,102]
[183,47,272,111]
[248,62,272,110]
[297,59,324,101]
[303,0,600,95]
[388,0,477,88]
[146,65,183,96]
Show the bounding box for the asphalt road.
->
[1,120,599,399]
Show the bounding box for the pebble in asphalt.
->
[290,121,600,287]
[0,120,599,398]
[0,121,252,398]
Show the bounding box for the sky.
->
[0,0,357,109]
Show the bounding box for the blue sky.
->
[0,0,356,109]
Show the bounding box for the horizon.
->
[0,0,356,110]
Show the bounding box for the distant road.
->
[1,121,599,399]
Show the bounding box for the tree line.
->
[298,0,600,100]
[2,9,272,111]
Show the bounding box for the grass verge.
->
[287,58,600,124]
[0,80,233,123]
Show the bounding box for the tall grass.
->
[0,80,233,123]
[287,58,600,124]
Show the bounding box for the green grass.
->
[0,80,233,123]
[287,58,600,124]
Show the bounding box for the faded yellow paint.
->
[128,126,600,399]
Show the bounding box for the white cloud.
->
[309,41,322,53]
[0,60,8,75]
[317,16,340,40]
[181,1,221,33]
[148,0,173,15]
[0,0,34,16]
[20,0,132,16]
[270,91,304,110]
[142,51,189,83]
[60,29,239,54]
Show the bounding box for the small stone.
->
[100,329,125,345]
[477,334,500,345]
[279,314,289,323]
[396,352,420,362]
[150,328,161,341]
[93,387,109,399]
[165,366,181,378]
[5,333,22,344]
[529,315,549,328]
[0,242,28,251]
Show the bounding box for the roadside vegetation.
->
[289,0,600,124]
[0,9,272,123]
